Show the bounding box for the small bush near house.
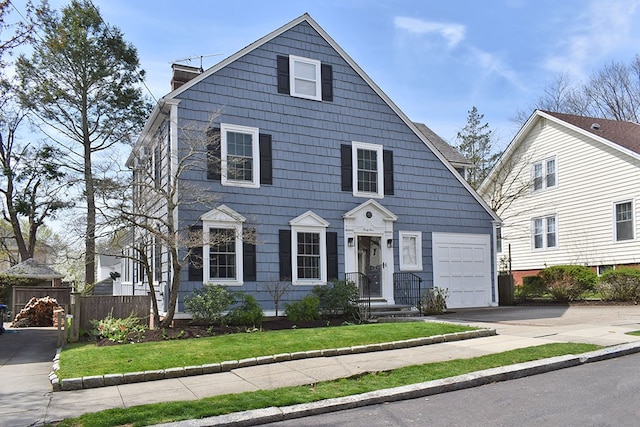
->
[538,265,597,302]
[284,295,320,322]
[518,275,547,300]
[184,284,236,325]
[226,294,264,327]
[419,287,449,315]
[312,280,359,319]
[597,267,640,303]
[91,313,147,343]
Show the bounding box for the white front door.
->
[343,200,397,303]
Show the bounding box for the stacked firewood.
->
[11,296,63,327]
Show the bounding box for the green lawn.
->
[56,342,599,427]
[59,321,474,378]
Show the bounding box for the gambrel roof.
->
[133,13,499,222]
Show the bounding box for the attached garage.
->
[432,232,494,308]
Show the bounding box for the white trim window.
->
[290,211,329,285]
[201,205,245,286]
[532,157,556,191]
[532,215,557,249]
[221,123,260,188]
[615,200,634,241]
[289,55,321,101]
[399,231,422,271]
[352,141,384,198]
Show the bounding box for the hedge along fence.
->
[69,294,151,342]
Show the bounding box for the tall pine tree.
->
[16,0,150,286]
[456,106,499,189]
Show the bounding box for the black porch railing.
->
[393,272,423,314]
[345,272,371,318]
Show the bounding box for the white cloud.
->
[467,47,523,89]
[545,0,640,78]
[394,16,465,48]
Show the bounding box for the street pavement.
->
[1,305,640,427]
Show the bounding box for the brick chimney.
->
[171,63,202,91]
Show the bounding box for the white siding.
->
[496,118,640,270]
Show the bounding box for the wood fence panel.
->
[77,295,151,332]
[12,287,72,319]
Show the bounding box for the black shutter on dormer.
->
[277,55,290,94]
[243,229,257,282]
[383,149,394,195]
[207,128,221,180]
[326,232,338,281]
[188,225,203,282]
[341,144,352,192]
[321,63,333,102]
[259,133,272,185]
[279,229,292,281]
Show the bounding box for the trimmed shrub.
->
[184,284,235,325]
[597,267,640,303]
[226,294,264,327]
[284,295,320,322]
[520,275,547,299]
[538,265,597,302]
[312,280,359,318]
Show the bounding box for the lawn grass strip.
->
[55,328,496,391]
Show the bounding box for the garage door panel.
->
[432,233,492,309]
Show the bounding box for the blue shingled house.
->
[127,13,501,318]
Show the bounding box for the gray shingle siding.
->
[167,21,494,310]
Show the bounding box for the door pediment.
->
[343,199,397,232]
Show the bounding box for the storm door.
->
[357,235,383,298]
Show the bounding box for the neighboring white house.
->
[479,110,640,284]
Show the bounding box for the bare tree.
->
[261,276,292,317]
[514,55,640,126]
[107,112,257,328]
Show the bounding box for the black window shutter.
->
[326,232,338,281]
[243,228,257,281]
[383,149,394,195]
[279,229,292,281]
[341,144,352,192]
[259,133,272,185]
[188,225,203,282]
[277,55,290,94]
[321,63,333,102]
[207,128,221,180]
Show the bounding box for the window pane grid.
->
[210,229,236,279]
[357,148,378,193]
[616,202,633,241]
[297,232,320,279]
[226,131,253,181]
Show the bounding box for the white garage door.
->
[432,233,493,308]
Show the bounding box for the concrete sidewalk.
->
[2,305,640,427]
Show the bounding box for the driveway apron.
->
[0,325,58,427]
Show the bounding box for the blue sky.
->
[19,0,640,150]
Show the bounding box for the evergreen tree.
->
[16,0,150,286]
[456,106,499,189]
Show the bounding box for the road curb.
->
[151,341,640,427]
